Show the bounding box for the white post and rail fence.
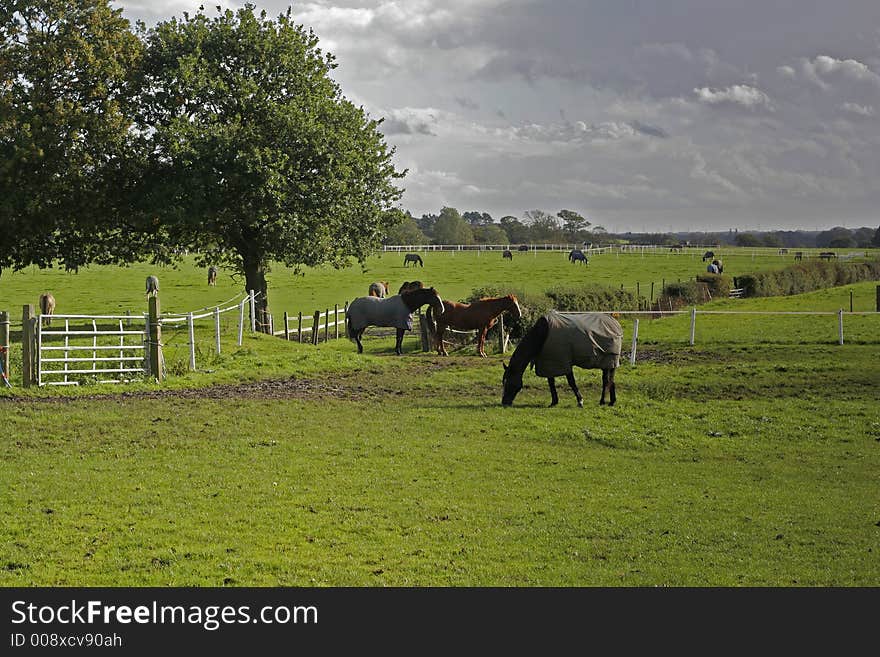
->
[4,285,879,386]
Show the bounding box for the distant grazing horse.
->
[517,244,529,252]
[502,311,622,408]
[39,292,56,327]
[208,266,218,286]
[819,252,837,260]
[346,287,444,355]
[568,249,588,265]
[146,275,159,297]
[398,280,423,294]
[403,253,424,267]
[368,281,389,298]
[702,251,715,262]
[503,250,513,260]
[794,252,804,261]
[427,294,522,357]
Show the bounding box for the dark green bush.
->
[736,258,880,298]
[695,274,732,300]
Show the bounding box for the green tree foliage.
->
[735,233,763,247]
[472,223,509,244]
[816,226,855,248]
[432,206,474,244]
[132,4,404,329]
[524,209,563,242]
[873,226,880,248]
[462,210,493,226]
[0,0,143,274]
[383,210,427,245]
[557,209,589,240]
[499,215,530,243]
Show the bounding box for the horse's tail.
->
[345,313,353,341]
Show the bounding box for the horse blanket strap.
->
[347,295,413,331]
[534,311,622,377]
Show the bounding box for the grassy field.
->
[1,249,879,586]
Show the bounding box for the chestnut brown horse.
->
[427,294,522,357]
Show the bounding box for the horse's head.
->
[507,295,523,321]
[427,287,444,316]
[501,361,523,407]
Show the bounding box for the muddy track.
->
[0,350,681,404]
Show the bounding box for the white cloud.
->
[694,85,774,110]
[841,102,875,116]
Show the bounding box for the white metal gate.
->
[35,313,150,386]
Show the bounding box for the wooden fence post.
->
[312,310,320,345]
[148,296,164,383]
[0,311,8,385]
[214,307,221,355]
[187,312,196,371]
[283,312,290,341]
[630,319,639,366]
[689,307,697,346]
[497,314,504,353]
[237,299,245,346]
[876,285,879,312]
[324,308,329,342]
[249,290,256,332]
[298,312,303,342]
[21,304,34,387]
[418,310,430,351]
[0,311,9,387]
[334,304,339,340]
[838,308,844,345]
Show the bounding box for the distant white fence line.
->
[382,244,876,259]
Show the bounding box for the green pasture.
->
[1,249,879,585]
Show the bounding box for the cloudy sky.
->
[117,1,880,232]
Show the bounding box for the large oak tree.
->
[133,4,405,330]
[0,0,143,274]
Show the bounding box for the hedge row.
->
[735,259,880,297]
[467,283,637,342]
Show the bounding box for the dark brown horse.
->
[428,295,522,357]
[346,287,444,355]
[501,312,622,408]
[502,250,513,260]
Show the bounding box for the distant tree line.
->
[384,208,880,250]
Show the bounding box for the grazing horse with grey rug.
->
[568,249,588,265]
[346,287,444,355]
[403,253,424,267]
[502,310,622,408]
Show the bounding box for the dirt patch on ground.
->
[0,350,686,404]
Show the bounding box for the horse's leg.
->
[547,377,559,407]
[355,329,364,354]
[565,371,583,408]
[395,328,404,355]
[600,369,617,406]
[477,326,489,357]
[436,324,448,356]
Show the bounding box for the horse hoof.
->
[599,400,606,406]
[577,400,584,408]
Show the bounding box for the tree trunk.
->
[242,256,271,334]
